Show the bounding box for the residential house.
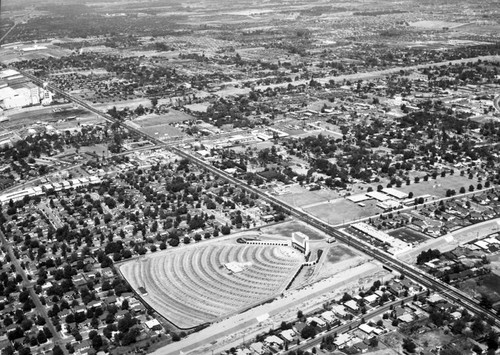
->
[344,300,359,313]
[280,329,296,343]
[249,342,265,355]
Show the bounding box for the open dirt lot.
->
[134,109,195,125]
[388,227,430,245]
[325,244,360,263]
[409,20,466,29]
[276,185,340,208]
[304,198,382,225]
[260,219,328,240]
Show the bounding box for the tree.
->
[21,318,33,331]
[121,299,129,310]
[301,325,317,339]
[471,318,485,336]
[416,249,441,265]
[485,331,499,351]
[281,321,291,330]
[92,334,103,350]
[43,326,52,339]
[52,346,64,355]
[480,295,493,310]
[168,238,179,247]
[91,317,99,329]
[441,349,463,355]
[2,345,14,355]
[37,329,47,344]
[402,338,416,353]
[117,313,136,333]
[121,327,140,346]
[451,319,466,334]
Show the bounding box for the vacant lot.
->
[388,227,430,245]
[139,124,184,139]
[135,109,195,125]
[409,20,465,29]
[326,244,359,263]
[305,198,382,225]
[261,219,328,240]
[481,273,500,295]
[277,185,339,208]
[458,273,500,303]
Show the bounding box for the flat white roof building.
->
[382,187,409,199]
[347,194,371,203]
[366,191,392,201]
[344,299,359,311]
[359,323,375,334]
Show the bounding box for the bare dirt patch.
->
[260,220,329,240]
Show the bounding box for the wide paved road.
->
[14,61,500,353]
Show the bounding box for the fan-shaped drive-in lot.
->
[119,243,305,329]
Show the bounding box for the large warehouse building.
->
[0,69,52,109]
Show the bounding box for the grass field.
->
[459,273,500,303]
[394,174,479,199]
[139,124,185,139]
[480,273,500,296]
